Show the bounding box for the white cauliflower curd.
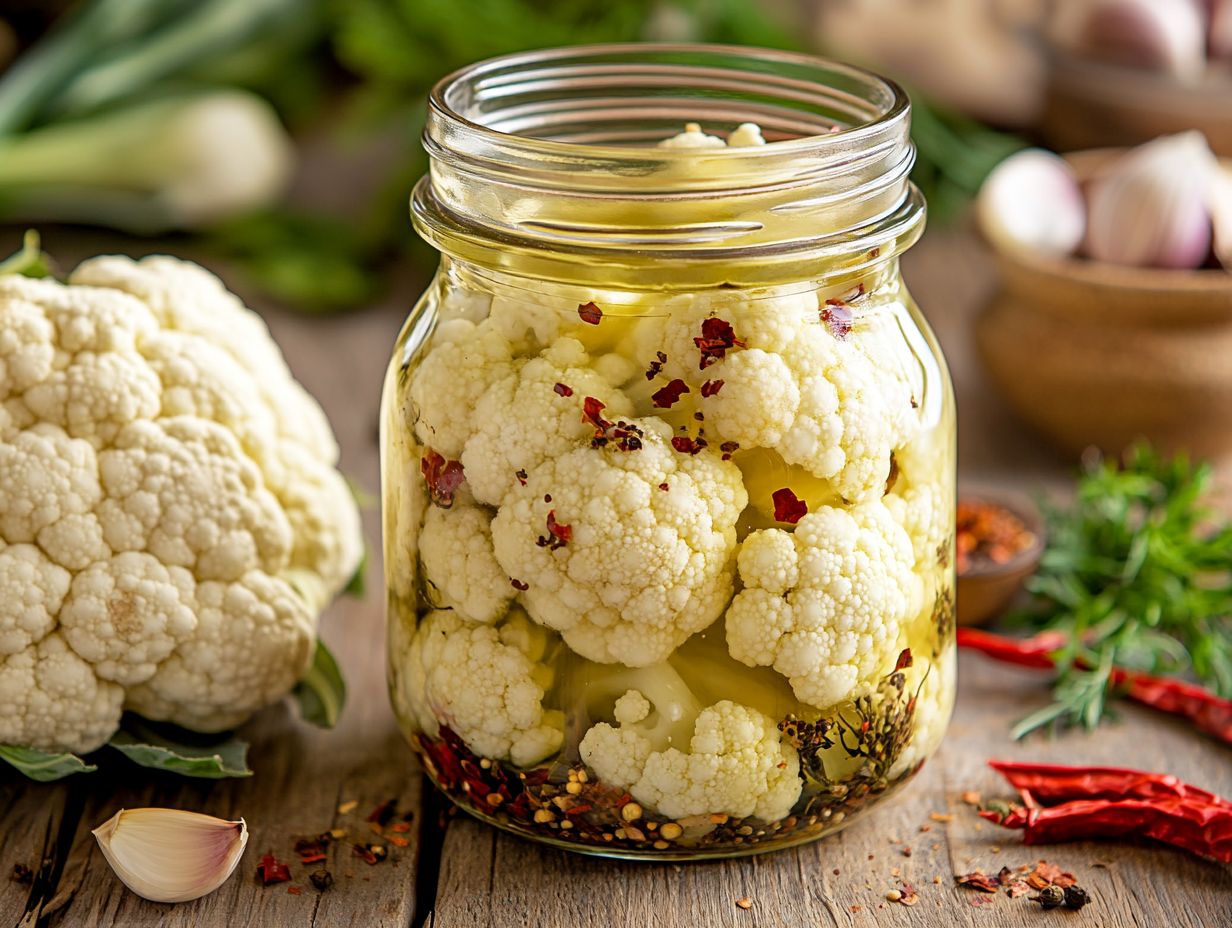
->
[403,609,564,767]
[0,256,362,753]
[490,416,747,667]
[726,500,923,710]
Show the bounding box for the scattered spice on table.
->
[11,863,32,885]
[257,854,292,885]
[352,843,388,865]
[293,834,331,865]
[309,869,334,892]
[337,800,358,815]
[287,886,302,896]
[956,859,1089,911]
[955,498,1035,574]
[366,799,398,826]
[734,896,753,910]
[981,760,1232,862]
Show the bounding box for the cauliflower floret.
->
[884,432,952,570]
[726,500,923,710]
[485,295,565,351]
[419,503,512,624]
[0,258,362,755]
[461,338,633,506]
[409,318,517,458]
[402,609,563,767]
[491,418,746,666]
[658,122,727,149]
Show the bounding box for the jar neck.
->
[412,44,925,289]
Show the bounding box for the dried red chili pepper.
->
[420,450,465,509]
[651,379,690,409]
[772,488,808,524]
[988,760,1228,807]
[577,301,603,325]
[257,854,292,885]
[957,628,1232,745]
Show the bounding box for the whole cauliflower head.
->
[581,689,802,822]
[490,417,747,667]
[726,500,922,710]
[0,256,362,753]
[403,609,564,767]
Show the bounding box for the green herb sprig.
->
[1012,446,1232,737]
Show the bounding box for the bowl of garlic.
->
[975,132,1232,460]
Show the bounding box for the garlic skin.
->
[977,149,1086,257]
[1086,131,1217,269]
[1051,0,1206,80]
[92,808,248,904]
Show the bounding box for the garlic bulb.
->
[92,808,248,903]
[977,149,1086,257]
[1051,0,1206,80]
[1086,131,1217,269]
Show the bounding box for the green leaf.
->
[0,744,96,782]
[293,638,346,728]
[108,723,252,779]
[0,229,52,278]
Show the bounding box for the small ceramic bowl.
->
[976,149,1232,461]
[955,492,1044,627]
[1044,54,1232,157]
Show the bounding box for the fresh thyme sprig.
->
[1012,446,1232,737]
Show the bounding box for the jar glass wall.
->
[382,45,956,859]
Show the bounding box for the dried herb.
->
[420,450,465,508]
[772,488,808,524]
[577,301,603,325]
[651,379,690,409]
[1009,446,1232,738]
[257,854,292,885]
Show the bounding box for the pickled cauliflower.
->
[726,500,922,710]
[491,417,747,666]
[0,256,362,754]
[404,609,563,767]
[581,679,802,822]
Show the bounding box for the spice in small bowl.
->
[955,494,1043,626]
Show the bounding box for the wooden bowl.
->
[976,150,1232,461]
[1044,55,1232,157]
[955,492,1044,628]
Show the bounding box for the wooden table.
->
[3,225,1229,928]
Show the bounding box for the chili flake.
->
[694,317,745,369]
[720,440,739,461]
[671,435,708,455]
[821,299,853,340]
[645,351,667,381]
[367,799,398,826]
[537,510,572,550]
[658,483,670,492]
[511,578,529,591]
[287,886,302,895]
[578,301,603,325]
[581,396,610,431]
[955,498,1035,575]
[772,488,808,524]
[651,378,690,409]
[515,469,528,486]
[956,871,1000,893]
[257,854,292,885]
[352,843,387,866]
[735,897,753,910]
[554,382,574,397]
[293,834,331,865]
[700,379,724,397]
[420,449,465,509]
[898,883,920,906]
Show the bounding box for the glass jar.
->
[381,44,955,860]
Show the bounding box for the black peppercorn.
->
[1035,885,1065,909]
[309,869,334,891]
[1064,885,1090,910]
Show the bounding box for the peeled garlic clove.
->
[977,149,1086,257]
[1086,131,1216,269]
[1052,0,1206,80]
[92,808,248,903]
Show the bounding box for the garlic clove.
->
[1211,165,1232,272]
[1086,131,1217,270]
[1051,0,1206,80]
[92,808,248,904]
[977,149,1086,257]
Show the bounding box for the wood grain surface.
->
[1,225,1228,928]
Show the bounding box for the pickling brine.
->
[382,45,956,859]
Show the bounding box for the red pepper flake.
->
[510,578,529,591]
[1007,880,1032,898]
[583,397,644,452]
[515,469,528,486]
[389,822,412,834]
[366,799,398,826]
[352,843,387,866]
[651,378,690,409]
[895,648,914,671]
[554,382,574,397]
[671,435,708,455]
[820,299,853,340]
[956,871,1000,893]
[420,449,465,509]
[700,379,725,397]
[582,396,611,431]
[645,351,667,381]
[543,494,552,503]
[956,499,1035,575]
[735,897,753,910]
[257,854,292,885]
[578,301,603,325]
[658,483,669,491]
[694,317,745,369]
[898,883,920,906]
[772,488,808,524]
[288,886,302,895]
[389,836,410,848]
[537,510,573,551]
[719,440,739,461]
[293,835,331,865]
